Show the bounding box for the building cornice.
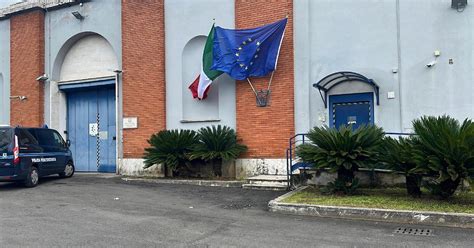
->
[0,0,88,20]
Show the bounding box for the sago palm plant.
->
[190,125,247,177]
[296,125,384,194]
[143,129,199,176]
[411,115,474,198]
[380,136,422,197]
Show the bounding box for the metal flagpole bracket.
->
[256,89,271,107]
[246,72,274,107]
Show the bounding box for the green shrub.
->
[190,125,247,177]
[296,125,384,194]
[380,136,422,197]
[143,129,199,176]
[412,115,474,198]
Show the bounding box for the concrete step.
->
[242,183,288,191]
[247,175,288,182]
[244,175,289,190]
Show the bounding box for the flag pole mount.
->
[246,75,273,108]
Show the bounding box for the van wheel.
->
[24,167,39,188]
[59,163,75,178]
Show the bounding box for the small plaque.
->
[99,131,108,140]
[89,123,98,136]
[123,117,138,129]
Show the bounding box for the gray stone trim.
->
[269,186,474,229]
[122,177,243,188]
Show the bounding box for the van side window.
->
[0,128,13,153]
[18,129,39,146]
[52,131,66,148]
[36,129,63,148]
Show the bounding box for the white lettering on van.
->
[31,158,57,163]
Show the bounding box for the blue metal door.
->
[329,93,374,130]
[66,85,116,172]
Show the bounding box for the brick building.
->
[0,0,472,177]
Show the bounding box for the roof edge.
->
[0,0,89,20]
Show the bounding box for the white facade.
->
[294,0,474,135]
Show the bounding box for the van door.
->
[0,128,14,176]
[16,129,45,174]
[33,129,67,174]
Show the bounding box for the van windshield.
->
[0,128,13,153]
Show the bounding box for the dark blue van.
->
[0,126,74,187]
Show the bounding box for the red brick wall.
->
[235,0,294,158]
[122,0,166,158]
[10,10,45,127]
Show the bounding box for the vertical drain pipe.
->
[114,70,122,175]
[396,0,404,132]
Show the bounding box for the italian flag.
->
[188,25,223,100]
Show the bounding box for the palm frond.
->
[143,129,199,169]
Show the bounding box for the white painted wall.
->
[165,0,236,131]
[398,0,474,131]
[294,0,473,134]
[0,19,9,125]
[295,0,400,134]
[181,36,220,121]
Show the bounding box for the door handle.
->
[113,136,116,140]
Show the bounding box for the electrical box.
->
[387,91,395,99]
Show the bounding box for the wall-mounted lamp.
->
[10,96,27,101]
[71,11,84,20]
[36,74,49,82]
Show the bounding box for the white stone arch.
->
[56,33,119,82]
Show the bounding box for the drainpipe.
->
[114,70,122,175]
[396,0,404,132]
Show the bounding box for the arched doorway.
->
[313,71,380,129]
[57,34,119,173]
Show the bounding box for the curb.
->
[121,177,244,188]
[268,186,474,229]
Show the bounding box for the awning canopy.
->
[312,71,380,108]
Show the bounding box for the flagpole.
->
[246,78,258,97]
[267,71,275,92]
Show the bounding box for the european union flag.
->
[211,18,287,80]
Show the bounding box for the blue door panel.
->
[96,88,116,173]
[87,90,98,172]
[329,92,374,130]
[67,85,116,172]
[333,102,370,130]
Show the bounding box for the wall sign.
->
[89,123,98,136]
[123,117,138,129]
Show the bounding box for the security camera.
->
[36,74,49,81]
[426,61,437,68]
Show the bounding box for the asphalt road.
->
[0,174,472,247]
